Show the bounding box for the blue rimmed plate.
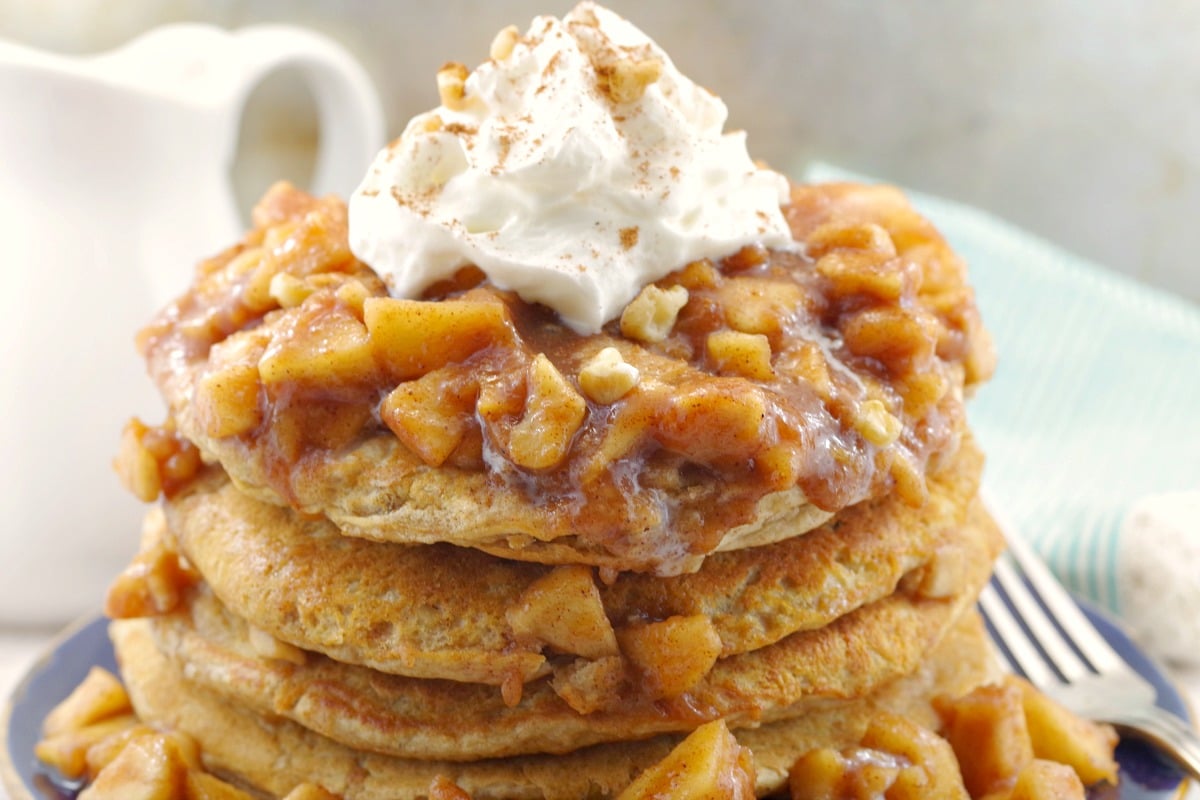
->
[1,605,1193,799]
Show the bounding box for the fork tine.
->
[978,581,1058,686]
[992,555,1091,681]
[992,502,1127,676]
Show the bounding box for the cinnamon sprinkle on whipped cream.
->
[348,1,793,334]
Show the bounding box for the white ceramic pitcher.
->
[0,24,385,623]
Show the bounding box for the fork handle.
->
[1108,706,1200,784]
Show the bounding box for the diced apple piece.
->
[104,536,196,620]
[935,681,1034,798]
[505,354,587,470]
[551,656,626,715]
[1008,759,1086,800]
[258,306,377,386]
[43,667,132,737]
[507,565,618,659]
[655,382,767,466]
[364,296,512,380]
[196,363,262,438]
[787,748,846,800]
[721,279,806,339]
[80,731,199,800]
[381,367,478,467]
[706,331,774,381]
[841,306,937,370]
[35,713,138,780]
[617,719,755,800]
[84,725,156,781]
[1011,676,1118,787]
[789,713,968,800]
[425,775,472,800]
[860,713,968,799]
[186,771,260,800]
[618,614,722,699]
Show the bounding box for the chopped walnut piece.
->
[854,398,903,447]
[706,330,774,381]
[617,614,722,699]
[506,354,587,469]
[436,62,473,111]
[597,55,664,104]
[620,284,689,343]
[618,719,755,800]
[507,565,618,659]
[579,346,640,404]
[489,25,520,61]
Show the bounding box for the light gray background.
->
[4,0,1199,304]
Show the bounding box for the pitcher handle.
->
[227,25,385,198]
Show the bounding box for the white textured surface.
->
[1119,493,1200,668]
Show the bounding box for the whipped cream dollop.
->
[349,1,793,334]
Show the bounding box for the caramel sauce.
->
[137,182,992,571]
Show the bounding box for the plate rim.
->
[2,608,1194,800]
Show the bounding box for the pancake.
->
[136,181,993,575]
[145,502,999,760]
[113,609,995,799]
[160,439,983,687]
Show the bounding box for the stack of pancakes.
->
[106,177,1000,799]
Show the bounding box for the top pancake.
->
[136,181,993,574]
[160,438,984,687]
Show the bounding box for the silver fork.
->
[978,501,1200,783]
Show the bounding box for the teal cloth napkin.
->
[804,163,1200,665]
